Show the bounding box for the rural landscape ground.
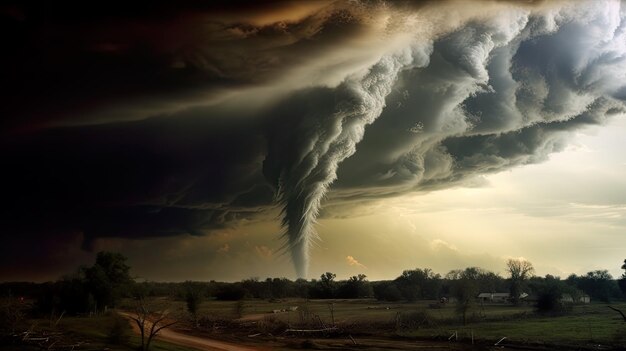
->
[3,252,626,350]
[3,296,626,351]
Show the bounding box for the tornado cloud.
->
[263,0,626,277]
[2,0,626,280]
[270,50,426,277]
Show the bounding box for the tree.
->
[506,258,534,305]
[269,278,291,299]
[33,252,133,316]
[567,271,618,302]
[373,281,402,301]
[83,251,133,311]
[319,272,337,298]
[214,283,246,300]
[241,278,263,298]
[394,268,441,301]
[183,281,203,326]
[447,268,480,325]
[580,270,619,302]
[475,271,506,293]
[618,259,626,297]
[83,265,111,311]
[127,298,177,351]
[293,278,310,298]
[532,275,570,314]
[94,251,132,286]
[338,274,372,298]
[60,274,96,314]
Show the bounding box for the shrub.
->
[257,315,288,334]
[535,289,572,315]
[396,310,435,330]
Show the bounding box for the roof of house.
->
[477,292,510,298]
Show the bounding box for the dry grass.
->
[119,297,626,348]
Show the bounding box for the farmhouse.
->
[477,292,529,303]
[477,292,509,303]
[560,294,591,304]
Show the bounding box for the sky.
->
[1,0,626,282]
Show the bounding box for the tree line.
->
[2,253,626,317]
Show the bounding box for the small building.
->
[560,294,590,304]
[477,292,510,303]
[477,292,528,303]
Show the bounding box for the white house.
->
[477,292,509,303]
[561,294,590,304]
[477,292,528,303]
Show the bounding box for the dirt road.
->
[119,312,261,351]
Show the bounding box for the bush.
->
[396,310,435,330]
[257,315,288,334]
[184,283,203,318]
[233,300,245,318]
[535,286,572,315]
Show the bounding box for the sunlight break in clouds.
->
[346,255,367,269]
[255,245,274,261]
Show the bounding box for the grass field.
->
[126,297,536,323]
[401,303,626,346]
[126,297,626,348]
[9,298,626,350]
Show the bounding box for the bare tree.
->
[128,298,177,351]
[506,258,534,305]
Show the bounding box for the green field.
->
[8,298,626,350]
[128,297,626,348]
[400,303,626,346]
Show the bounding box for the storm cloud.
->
[2,0,626,279]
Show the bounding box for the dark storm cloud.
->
[333,1,626,197]
[1,108,273,255]
[0,0,388,130]
[2,0,626,279]
[438,99,614,185]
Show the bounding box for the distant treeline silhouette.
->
[1,252,625,316]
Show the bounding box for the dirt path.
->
[118,311,260,351]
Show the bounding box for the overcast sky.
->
[1,0,626,282]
